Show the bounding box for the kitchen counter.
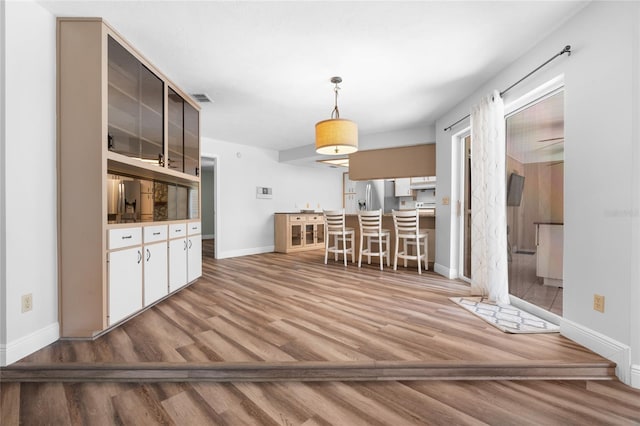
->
[344,212,435,266]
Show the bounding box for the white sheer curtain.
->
[470,90,510,304]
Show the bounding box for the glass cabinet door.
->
[107,36,164,165]
[184,102,200,177]
[316,223,325,245]
[290,224,303,248]
[167,88,185,172]
[305,224,315,245]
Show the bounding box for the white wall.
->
[201,137,343,259]
[434,1,640,385]
[1,0,59,365]
[0,0,7,356]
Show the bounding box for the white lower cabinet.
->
[169,221,202,292]
[187,221,202,282]
[143,225,168,306]
[108,246,143,326]
[144,241,168,306]
[169,237,188,292]
[107,221,200,329]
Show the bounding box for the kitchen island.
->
[345,210,435,267]
[274,210,436,268]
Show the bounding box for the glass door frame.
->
[455,128,472,283]
[503,76,565,320]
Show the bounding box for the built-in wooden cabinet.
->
[275,214,325,253]
[58,18,202,337]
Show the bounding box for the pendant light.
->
[315,77,358,155]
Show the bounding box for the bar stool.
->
[323,209,355,266]
[392,209,429,274]
[357,209,390,270]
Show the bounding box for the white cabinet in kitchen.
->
[143,225,168,306]
[343,172,358,214]
[107,227,143,326]
[344,193,358,214]
[169,223,188,292]
[168,221,202,292]
[187,221,202,283]
[395,178,412,197]
[536,223,563,287]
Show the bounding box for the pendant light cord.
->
[331,82,340,119]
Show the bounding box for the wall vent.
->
[191,93,212,103]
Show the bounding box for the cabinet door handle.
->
[137,250,142,264]
[153,232,161,236]
[184,240,187,250]
[146,249,151,261]
[122,235,132,240]
[188,240,192,249]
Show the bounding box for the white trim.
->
[217,246,274,259]
[434,262,457,279]
[201,153,219,259]
[510,295,561,325]
[561,318,631,385]
[631,365,640,389]
[0,322,59,366]
[503,74,565,116]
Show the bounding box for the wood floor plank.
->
[0,382,20,426]
[18,383,72,425]
[63,382,123,426]
[111,385,176,425]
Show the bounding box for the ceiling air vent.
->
[191,93,212,103]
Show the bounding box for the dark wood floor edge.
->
[2,359,616,370]
[0,362,616,383]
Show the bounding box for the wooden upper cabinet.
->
[107,36,165,166]
[167,88,200,176]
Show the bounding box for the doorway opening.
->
[201,157,216,259]
[506,90,564,315]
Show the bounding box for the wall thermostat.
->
[256,186,273,199]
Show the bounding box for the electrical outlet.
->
[22,293,33,313]
[593,294,605,313]
[442,197,450,206]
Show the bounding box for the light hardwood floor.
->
[3,250,640,424]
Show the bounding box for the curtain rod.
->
[443,45,571,132]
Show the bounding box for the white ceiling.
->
[39,0,586,154]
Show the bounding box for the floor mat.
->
[450,296,560,334]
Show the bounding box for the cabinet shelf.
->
[107,151,199,186]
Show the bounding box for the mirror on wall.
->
[107,173,198,224]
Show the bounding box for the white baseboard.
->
[0,322,59,366]
[561,318,631,385]
[217,246,274,259]
[434,262,457,279]
[631,364,640,389]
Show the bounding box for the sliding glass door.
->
[506,90,564,315]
